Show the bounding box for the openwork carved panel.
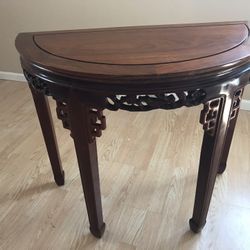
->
[88,109,106,143]
[105,89,206,111]
[200,97,222,136]
[230,88,243,120]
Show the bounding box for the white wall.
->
[1,0,250,97]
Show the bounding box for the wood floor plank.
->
[0,80,250,249]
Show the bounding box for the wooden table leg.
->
[217,114,238,174]
[189,93,234,233]
[30,87,65,186]
[68,91,105,238]
[218,88,243,174]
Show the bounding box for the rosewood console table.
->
[15,22,250,238]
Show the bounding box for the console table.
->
[15,22,250,238]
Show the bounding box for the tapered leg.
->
[68,91,105,238]
[218,88,243,174]
[189,94,233,233]
[30,87,65,186]
[217,115,238,174]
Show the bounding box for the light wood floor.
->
[0,80,250,250]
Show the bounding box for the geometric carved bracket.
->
[88,109,106,143]
[200,97,222,136]
[56,100,71,130]
[55,100,106,142]
[230,88,243,120]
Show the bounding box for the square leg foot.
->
[54,170,65,186]
[217,163,226,174]
[90,223,106,238]
[189,218,206,233]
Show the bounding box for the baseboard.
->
[1,71,250,111]
[0,71,26,82]
[240,99,250,111]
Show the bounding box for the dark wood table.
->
[15,21,250,238]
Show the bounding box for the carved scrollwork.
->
[23,70,50,95]
[105,89,206,111]
[200,97,222,136]
[230,88,243,120]
[88,109,106,143]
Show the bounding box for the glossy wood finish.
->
[16,22,250,94]
[68,90,105,238]
[15,22,250,238]
[190,85,236,231]
[34,25,248,65]
[30,86,64,186]
[218,89,244,174]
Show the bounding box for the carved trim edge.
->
[23,70,50,95]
